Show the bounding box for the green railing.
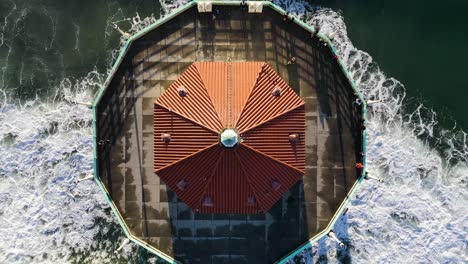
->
[91,2,197,263]
[91,1,367,263]
[267,1,368,263]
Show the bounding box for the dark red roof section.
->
[154,62,305,213]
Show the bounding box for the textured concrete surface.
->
[96,5,362,264]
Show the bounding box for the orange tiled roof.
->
[154,62,305,213]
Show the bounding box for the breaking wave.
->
[0,72,114,263]
[0,0,466,263]
[274,1,468,263]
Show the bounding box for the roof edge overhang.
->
[91,1,368,264]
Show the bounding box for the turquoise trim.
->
[92,108,176,263]
[91,2,198,263]
[266,1,368,263]
[92,2,197,108]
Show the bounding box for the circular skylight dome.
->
[220,129,239,148]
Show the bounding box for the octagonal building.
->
[92,1,367,263]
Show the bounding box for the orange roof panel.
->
[195,62,263,127]
[241,105,305,171]
[231,63,264,126]
[235,64,305,132]
[194,62,228,127]
[156,64,223,132]
[154,105,219,170]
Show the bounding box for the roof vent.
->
[288,133,299,144]
[247,194,255,206]
[271,179,281,191]
[177,180,187,191]
[177,85,187,97]
[272,86,281,97]
[161,133,171,143]
[202,196,214,207]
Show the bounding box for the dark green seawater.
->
[0,0,161,98]
[313,0,468,130]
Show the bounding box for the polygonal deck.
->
[95,4,361,264]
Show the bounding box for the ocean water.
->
[311,0,468,131]
[0,0,466,263]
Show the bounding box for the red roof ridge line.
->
[226,62,232,126]
[193,62,225,128]
[239,103,305,134]
[155,102,221,134]
[232,62,267,127]
[233,147,267,212]
[155,142,219,173]
[240,143,305,174]
[196,147,225,210]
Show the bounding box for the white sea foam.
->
[0,72,133,263]
[159,0,190,15]
[274,1,468,263]
[0,0,466,263]
[0,7,164,261]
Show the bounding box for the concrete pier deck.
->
[95,4,362,263]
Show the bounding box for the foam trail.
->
[0,72,127,263]
[0,9,169,261]
[272,1,468,263]
[0,7,169,261]
[159,0,190,15]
